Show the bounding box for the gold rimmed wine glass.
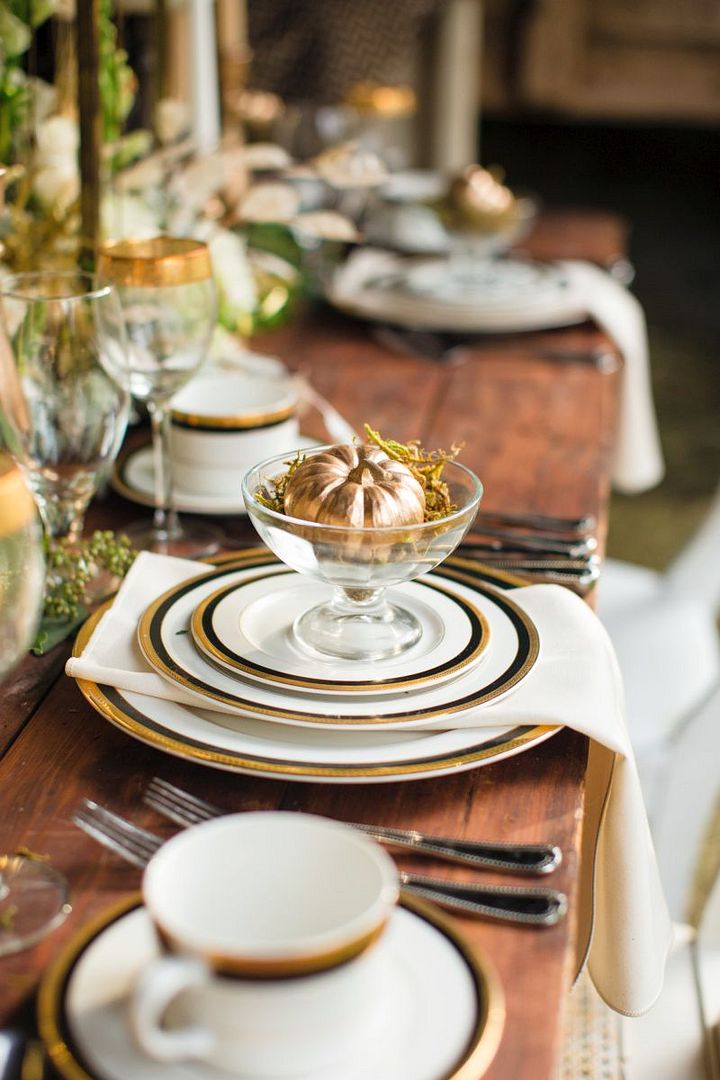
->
[97,236,222,557]
[0,452,71,955]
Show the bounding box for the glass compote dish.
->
[0,453,71,955]
[97,237,221,557]
[403,165,539,301]
[0,271,130,580]
[242,446,483,661]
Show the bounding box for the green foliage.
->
[32,530,137,654]
[99,0,136,143]
[0,0,55,161]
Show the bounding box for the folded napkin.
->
[557,260,664,496]
[332,249,665,495]
[67,552,672,1017]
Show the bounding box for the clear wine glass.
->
[0,272,130,548]
[0,452,71,955]
[97,237,222,558]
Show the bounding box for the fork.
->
[143,777,562,876]
[72,799,567,928]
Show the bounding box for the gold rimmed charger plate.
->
[190,569,491,695]
[38,892,505,1080]
[137,556,540,729]
[71,549,558,781]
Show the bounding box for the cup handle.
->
[130,954,215,1063]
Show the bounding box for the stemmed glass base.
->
[0,855,71,957]
[293,587,422,662]
[122,512,223,560]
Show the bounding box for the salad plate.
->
[137,559,539,730]
[191,567,490,695]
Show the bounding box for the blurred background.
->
[246,0,720,568]
[5,0,720,567]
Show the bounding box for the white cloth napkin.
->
[331,249,665,495]
[66,552,673,1017]
[557,260,664,495]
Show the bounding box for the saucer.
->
[111,436,321,517]
[138,560,539,730]
[39,893,504,1080]
[191,568,490,695]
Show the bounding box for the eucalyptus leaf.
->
[32,608,88,656]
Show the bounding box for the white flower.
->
[155,98,190,145]
[240,142,292,171]
[27,78,58,124]
[291,211,359,243]
[238,182,299,223]
[35,115,79,164]
[32,161,79,212]
[101,192,161,241]
[208,229,257,316]
[312,143,387,189]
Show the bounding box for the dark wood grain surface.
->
[0,211,623,1079]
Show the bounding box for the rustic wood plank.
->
[0,210,626,1077]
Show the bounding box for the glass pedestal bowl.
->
[242,447,483,662]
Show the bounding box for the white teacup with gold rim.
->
[130,812,399,1076]
[169,369,300,497]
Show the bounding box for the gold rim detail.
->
[170,402,297,430]
[38,892,504,1080]
[97,237,212,288]
[155,918,387,979]
[136,563,538,726]
[191,571,491,693]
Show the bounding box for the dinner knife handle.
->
[400,874,568,927]
[351,824,561,875]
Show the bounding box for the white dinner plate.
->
[72,551,558,784]
[401,258,560,305]
[111,436,321,517]
[39,895,504,1080]
[138,558,540,730]
[191,568,491,695]
[328,256,587,334]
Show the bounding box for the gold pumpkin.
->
[283,444,426,528]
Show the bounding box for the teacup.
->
[130,812,399,1076]
[169,369,300,497]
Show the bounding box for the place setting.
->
[68,433,561,780]
[40,812,507,1080]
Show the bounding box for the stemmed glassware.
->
[242,447,483,660]
[97,237,221,557]
[0,452,71,955]
[0,272,130,548]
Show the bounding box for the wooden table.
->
[0,210,624,1079]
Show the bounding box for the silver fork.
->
[72,798,567,928]
[144,776,562,876]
